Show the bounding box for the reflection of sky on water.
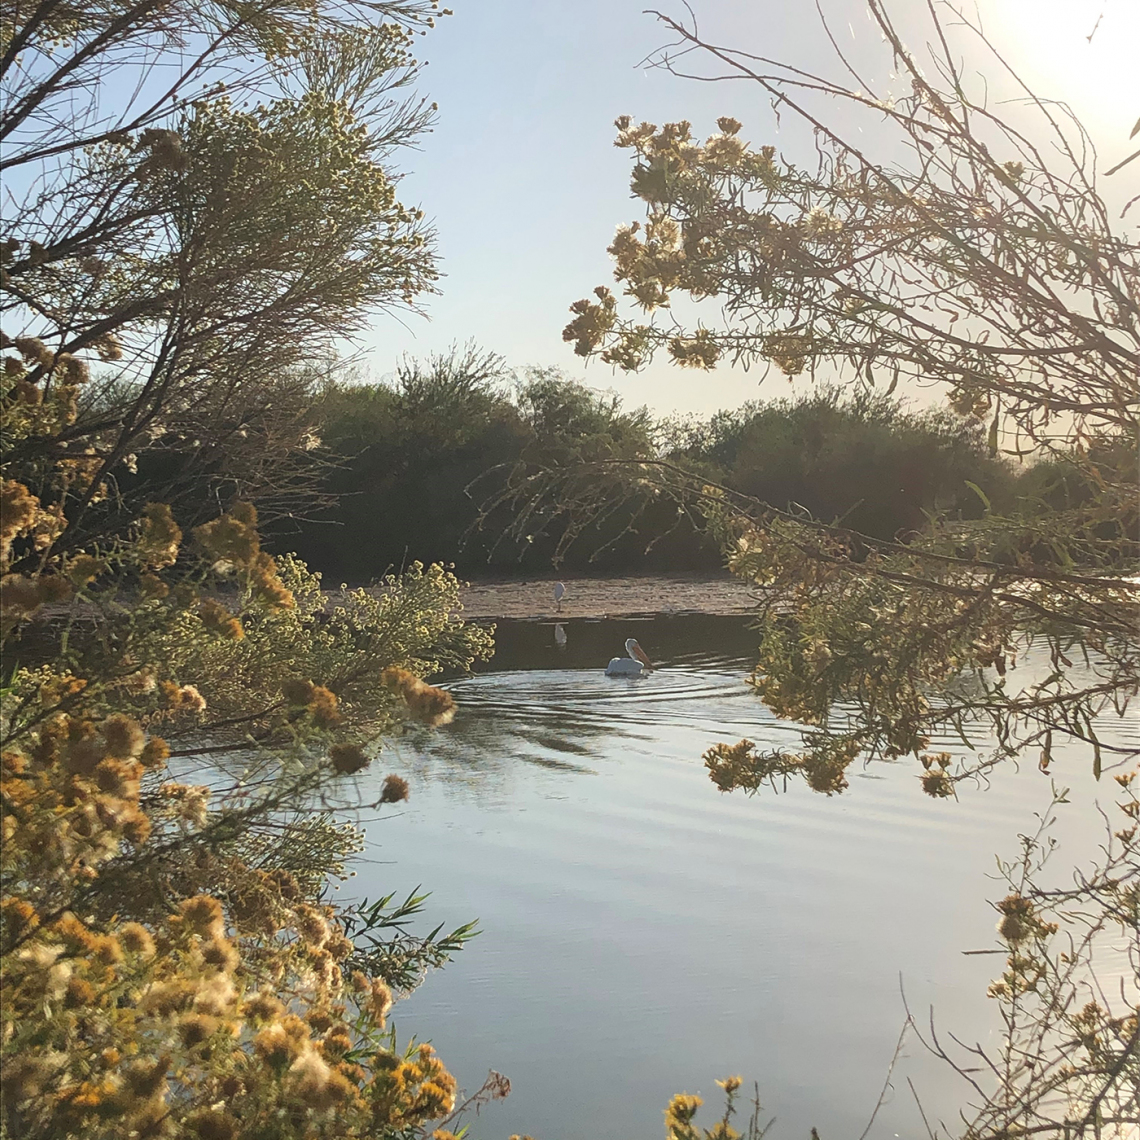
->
[354,618,1137,1140]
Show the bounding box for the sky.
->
[363,0,1139,416]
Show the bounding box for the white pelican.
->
[554,581,565,612]
[605,638,653,676]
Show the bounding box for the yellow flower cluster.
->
[138,502,182,569]
[563,285,618,358]
[565,116,855,379]
[1,335,97,444]
[1,569,72,628]
[763,331,812,377]
[994,892,1056,945]
[668,329,721,370]
[919,751,955,798]
[282,678,341,728]
[0,481,72,625]
[703,737,855,796]
[199,598,245,642]
[2,882,459,1138]
[3,385,489,1139]
[0,479,39,565]
[368,1041,457,1126]
[381,667,456,727]
[948,380,994,420]
[195,502,294,611]
[2,711,461,1140]
[661,1079,751,1140]
[1,713,158,878]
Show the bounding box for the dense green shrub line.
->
[271,348,1039,580]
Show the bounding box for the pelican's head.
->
[625,638,653,668]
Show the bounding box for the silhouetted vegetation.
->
[278,347,665,578]
[275,348,1021,580]
[661,388,1014,541]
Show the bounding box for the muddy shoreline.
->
[453,573,757,621]
[23,576,758,644]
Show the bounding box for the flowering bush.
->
[1,482,491,1138]
[0,0,503,1134]
[570,2,1138,1134]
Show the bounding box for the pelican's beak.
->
[631,642,653,670]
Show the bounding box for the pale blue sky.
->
[364,0,1137,414]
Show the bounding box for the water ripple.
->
[363,617,1135,1140]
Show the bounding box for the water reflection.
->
[358,617,1133,1140]
[469,613,761,674]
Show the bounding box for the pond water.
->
[348,615,1135,1140]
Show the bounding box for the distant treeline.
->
[260,346,1075,582]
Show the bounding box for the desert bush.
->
[1,0,504,1134]
[1,486,492,1139]
[573,0,1137,1132]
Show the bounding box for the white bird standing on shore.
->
[554,581,565,612]
[605,638,653,676]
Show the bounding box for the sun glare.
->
[978,0,1138,151]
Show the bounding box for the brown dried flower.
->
[379,774,410,804]
[330,743,370,775]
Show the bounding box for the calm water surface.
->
[348,616,1135,1140]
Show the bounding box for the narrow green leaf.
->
[965,480,991,512]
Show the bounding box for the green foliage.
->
[281,355,1024,578]
[341,889,480,995]
[665,388,1014,540]
[1,3,502,1137]
[2,0,442,558]
[286,347,527,576]
[281,349,671,576]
